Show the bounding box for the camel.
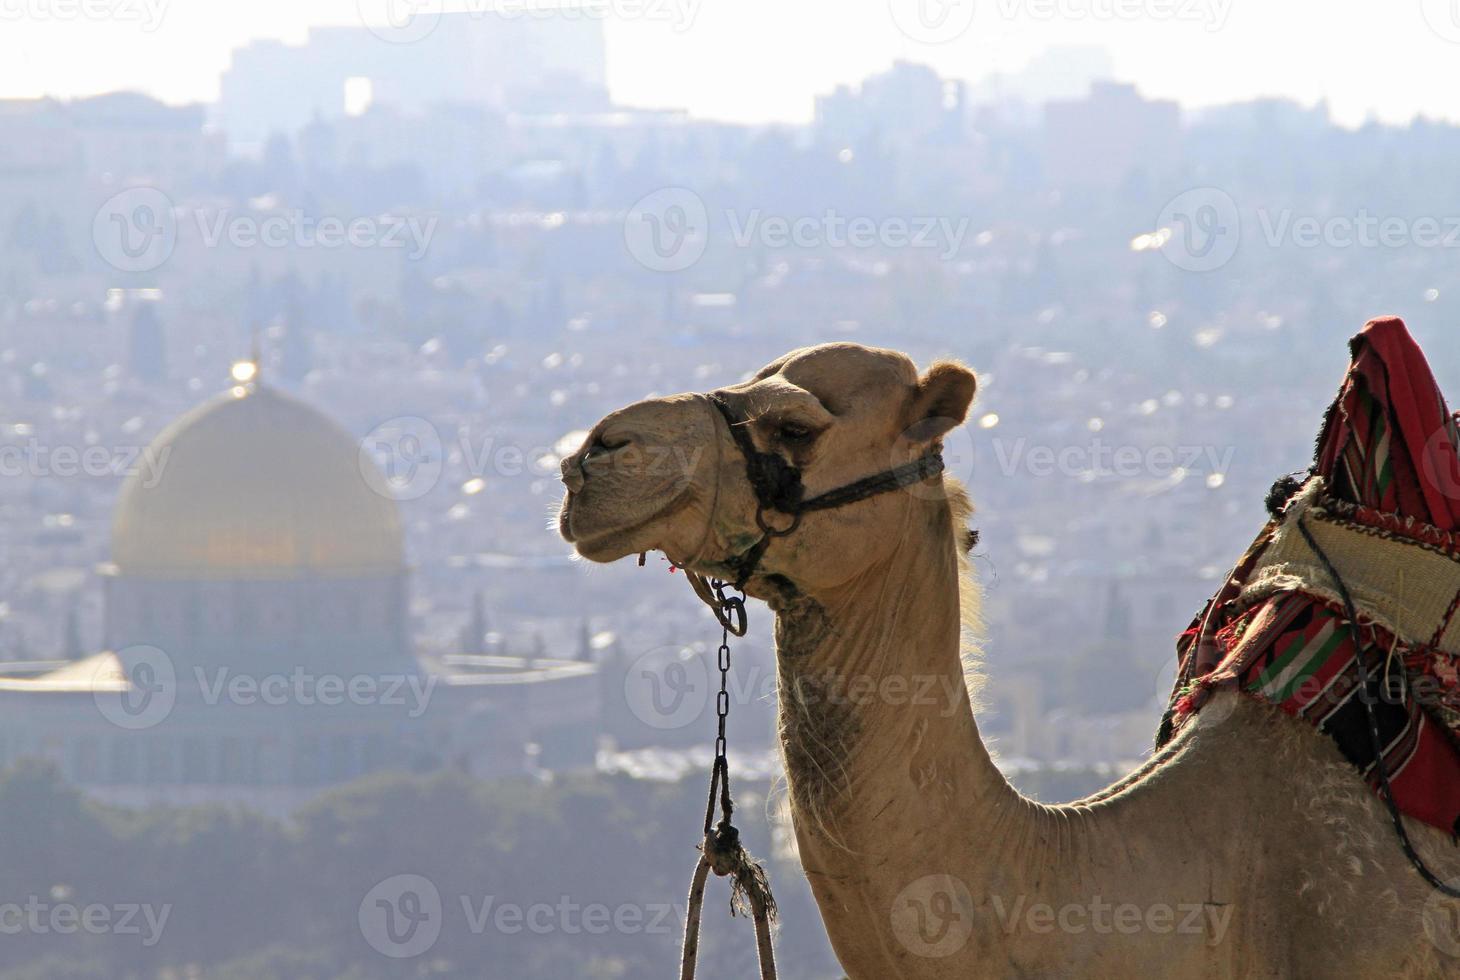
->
[557,342,1460,978]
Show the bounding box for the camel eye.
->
[777,422,816,446]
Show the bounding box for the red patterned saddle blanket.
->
[1158,316,1460,834]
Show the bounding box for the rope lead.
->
[1297,517,1460,899]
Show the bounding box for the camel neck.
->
[769,494,1049,971]
[772,493,1025,859]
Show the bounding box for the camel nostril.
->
[590,433,632,454]
[564,433,634,489]
[559,452,584,490]
[583,434,632,464]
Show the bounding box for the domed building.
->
[104,379,411,675]
[0,367,597,812]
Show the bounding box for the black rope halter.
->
[706,393,945,589]
[675,393,948,980]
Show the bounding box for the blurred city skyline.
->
[3,0,1460,128]
[2,7,1460,975]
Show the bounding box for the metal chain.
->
[714,618,731,780]
[703,579,741,836]
[679,574,777,980]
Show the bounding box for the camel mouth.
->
[557,485,694,563]
[564,525,635,563]
[557,492,608,550]
[558,511,623,564]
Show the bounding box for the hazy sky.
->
[0,0,1457,127]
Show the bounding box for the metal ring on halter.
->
[685,570,749,637]
[755,507,801,538]
[705,392,942,588]
[711,586,748,637]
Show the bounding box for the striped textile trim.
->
[1237,478,1460,656]
[1236,601,1435,811]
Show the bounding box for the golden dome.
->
[111,382,405,579]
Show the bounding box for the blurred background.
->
[1,2,1459,976]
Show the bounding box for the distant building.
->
[815,61,957,148]
[1042,81,1181,188]
[126,300,168,384]
[297,101,510,200]
[0,99,81,182]
[0,366,595,813]
[217,14,609,152]
[965,45,1116,124]
[68,92,219,188]
[1188,97,1331,136]
[0,94,215,235]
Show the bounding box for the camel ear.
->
[905,361,977,443]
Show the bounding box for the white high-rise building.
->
[217,13,609,152]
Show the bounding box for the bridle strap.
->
[798,454,946,513]
[711,393,810,516]
[706,394,944,588]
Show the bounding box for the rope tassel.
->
[680,824,779,980]
[704,821,777,924]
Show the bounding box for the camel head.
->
[558,343,976,597]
